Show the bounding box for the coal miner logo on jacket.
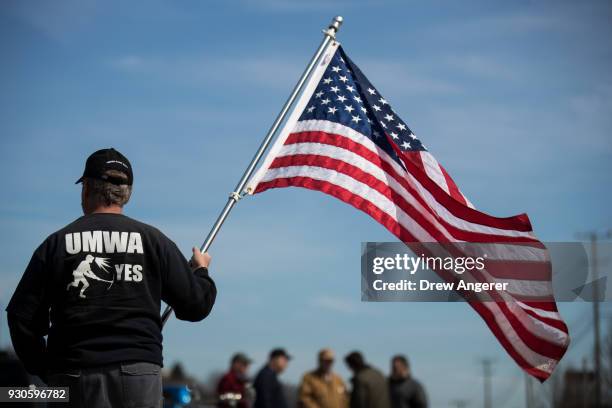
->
[66,254,114,298]
[65,230,145,298]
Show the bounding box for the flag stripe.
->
[438,162,470,207]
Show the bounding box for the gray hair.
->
[84,170,132,207]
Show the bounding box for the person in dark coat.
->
[6,148,217,408]
[388,355,427,408]
[344,351,390,408]
[253,348,291,408]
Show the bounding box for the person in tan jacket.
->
[298,349,348,408]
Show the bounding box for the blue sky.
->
[1,0,611,406]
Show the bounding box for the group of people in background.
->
[217,348,427,408]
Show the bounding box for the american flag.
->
[246,44,569,381]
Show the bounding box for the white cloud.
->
[310,295,360,314]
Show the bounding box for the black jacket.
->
[253,366,288,408]
[6,213,217,377]
[389,377,427,408]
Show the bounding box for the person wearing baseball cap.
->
[298,348,348,408]
[253,348,292,408]
[217,352,254,408]
[6,148,217,408]
[344,351,391,408]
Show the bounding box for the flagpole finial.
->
[324,16,344,39]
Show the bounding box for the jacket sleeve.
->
[7,311,48,378]
[5,245,50,378]
[298,376,317,408]
[217,375,229,395]
[412,382,428,408]
[350,376,367,408]
[338,376,349,408]
[254,372,274,408]
[160,239,217,322]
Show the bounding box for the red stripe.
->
[521,301,560,312]
[403,151,465,205]
[521,308,569,333]
[255,176,417,243]
[482,260,551,281]
[438,162,469,206]
[284,131,535,233]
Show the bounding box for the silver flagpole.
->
[162,16,344,326]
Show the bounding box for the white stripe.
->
[260,165,435,242]
[516,301,565,321]
[419,151,474,208]
[420,151,449,193]
[462,192,475,209]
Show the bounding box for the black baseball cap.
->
[76,148,133,186]
[269,348,292,360]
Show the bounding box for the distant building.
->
[559,369,612,408]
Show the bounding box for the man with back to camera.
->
[5,148,217,408]
[253,348,292,408]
